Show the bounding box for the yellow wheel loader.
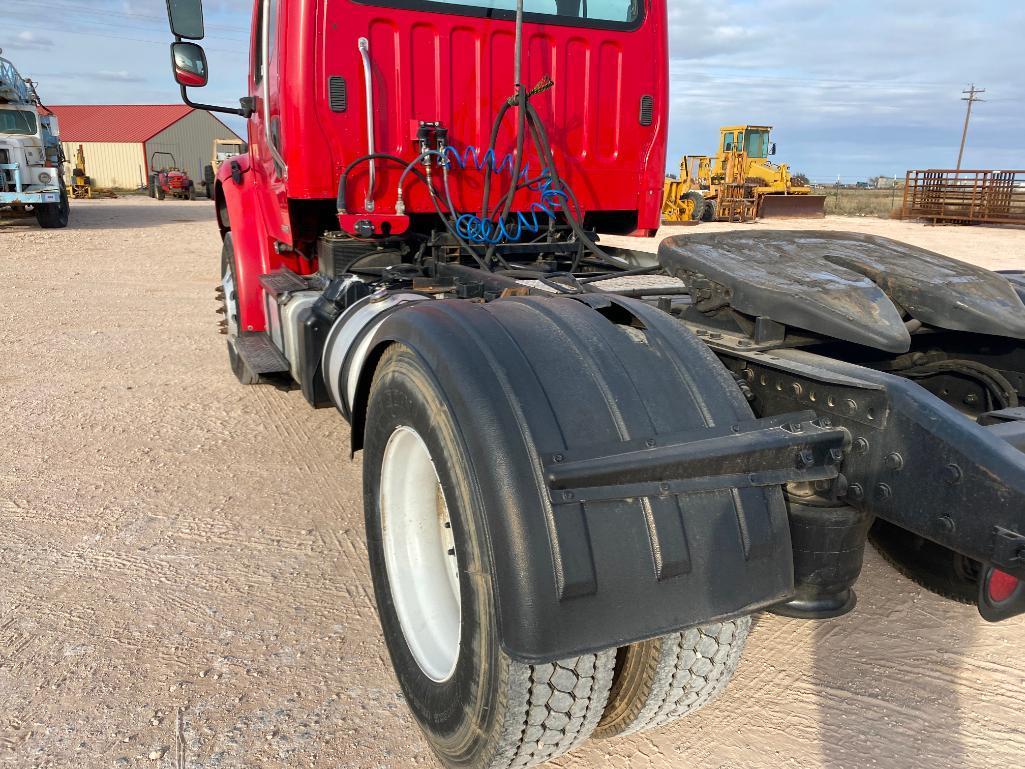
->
[663,125,825,223]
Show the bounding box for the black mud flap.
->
[357,295,839,662]
[659,231,1025,353]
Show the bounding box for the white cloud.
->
[96,70,147,83]
[5,31,55,51]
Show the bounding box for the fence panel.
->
[902,169,1025,225]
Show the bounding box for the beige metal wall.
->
[145,111,244,184]
[61,141,147,190]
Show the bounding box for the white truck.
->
[0,50,68,228]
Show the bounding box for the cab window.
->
[723,132,735,152]
[746,131,769,159]
[359,0,642,28]
[253,1,264,83]
[268,0,280,62]
[0,109,38,136]
[254,0,279,84]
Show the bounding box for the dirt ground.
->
[2,198,1024,769]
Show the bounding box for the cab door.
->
[249,0,292,247]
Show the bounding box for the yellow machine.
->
[663,125,825,223]
[201,138,247,198]
[69,144,91,199]
[67,144,116,199]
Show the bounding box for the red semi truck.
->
[164,2,1025,767]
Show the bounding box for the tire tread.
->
[596,618,749,739]
[496,652,616,769]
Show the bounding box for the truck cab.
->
[0,53,68,228]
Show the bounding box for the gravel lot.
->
[2,198,1024,769]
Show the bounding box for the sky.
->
[2,0,1021,182]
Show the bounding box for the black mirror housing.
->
[171,42,209,88]
[166,0,205,40]
[769,142,777,156]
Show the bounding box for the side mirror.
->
[166,0,205,40]
[769,143,777,156]
[171,42,209,88]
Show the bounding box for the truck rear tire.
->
[36,183,70,229]
[593,618,750,739]
[869,519,979,603]
[220,234,261,385]
[363,344,616,769]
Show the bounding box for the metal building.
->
[49,105,244,190]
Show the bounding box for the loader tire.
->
[364,344,616,769]
[869,519,979,604]
[682,191,705,221]
[593,617,750,739]
[147,174,156,198]
[701,199,717,222]
[156,185,166,201]
[220,234,261,385]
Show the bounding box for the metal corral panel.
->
[902,169,1025,225]
[60,141,147,190]
[144,111,244,184]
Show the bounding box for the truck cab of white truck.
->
[0,52,69,228]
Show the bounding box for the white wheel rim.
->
[380,426,461,682]
[222,263,239,338]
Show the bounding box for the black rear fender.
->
[351,295,798,662]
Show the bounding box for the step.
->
[235,332,290,375]
[259,267,310,298]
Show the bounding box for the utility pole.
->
[956,84,984,171]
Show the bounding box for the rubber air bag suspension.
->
[771,502,873,619]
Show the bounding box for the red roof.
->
[48,105,194,143]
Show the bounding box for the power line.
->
[956,84,984,171]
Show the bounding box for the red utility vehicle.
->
[165,1,1025,768]
[147,151,197,200]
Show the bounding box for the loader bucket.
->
[759,194,826,219]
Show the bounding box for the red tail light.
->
[988,569,1019,603]
[979,566,1024,622]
